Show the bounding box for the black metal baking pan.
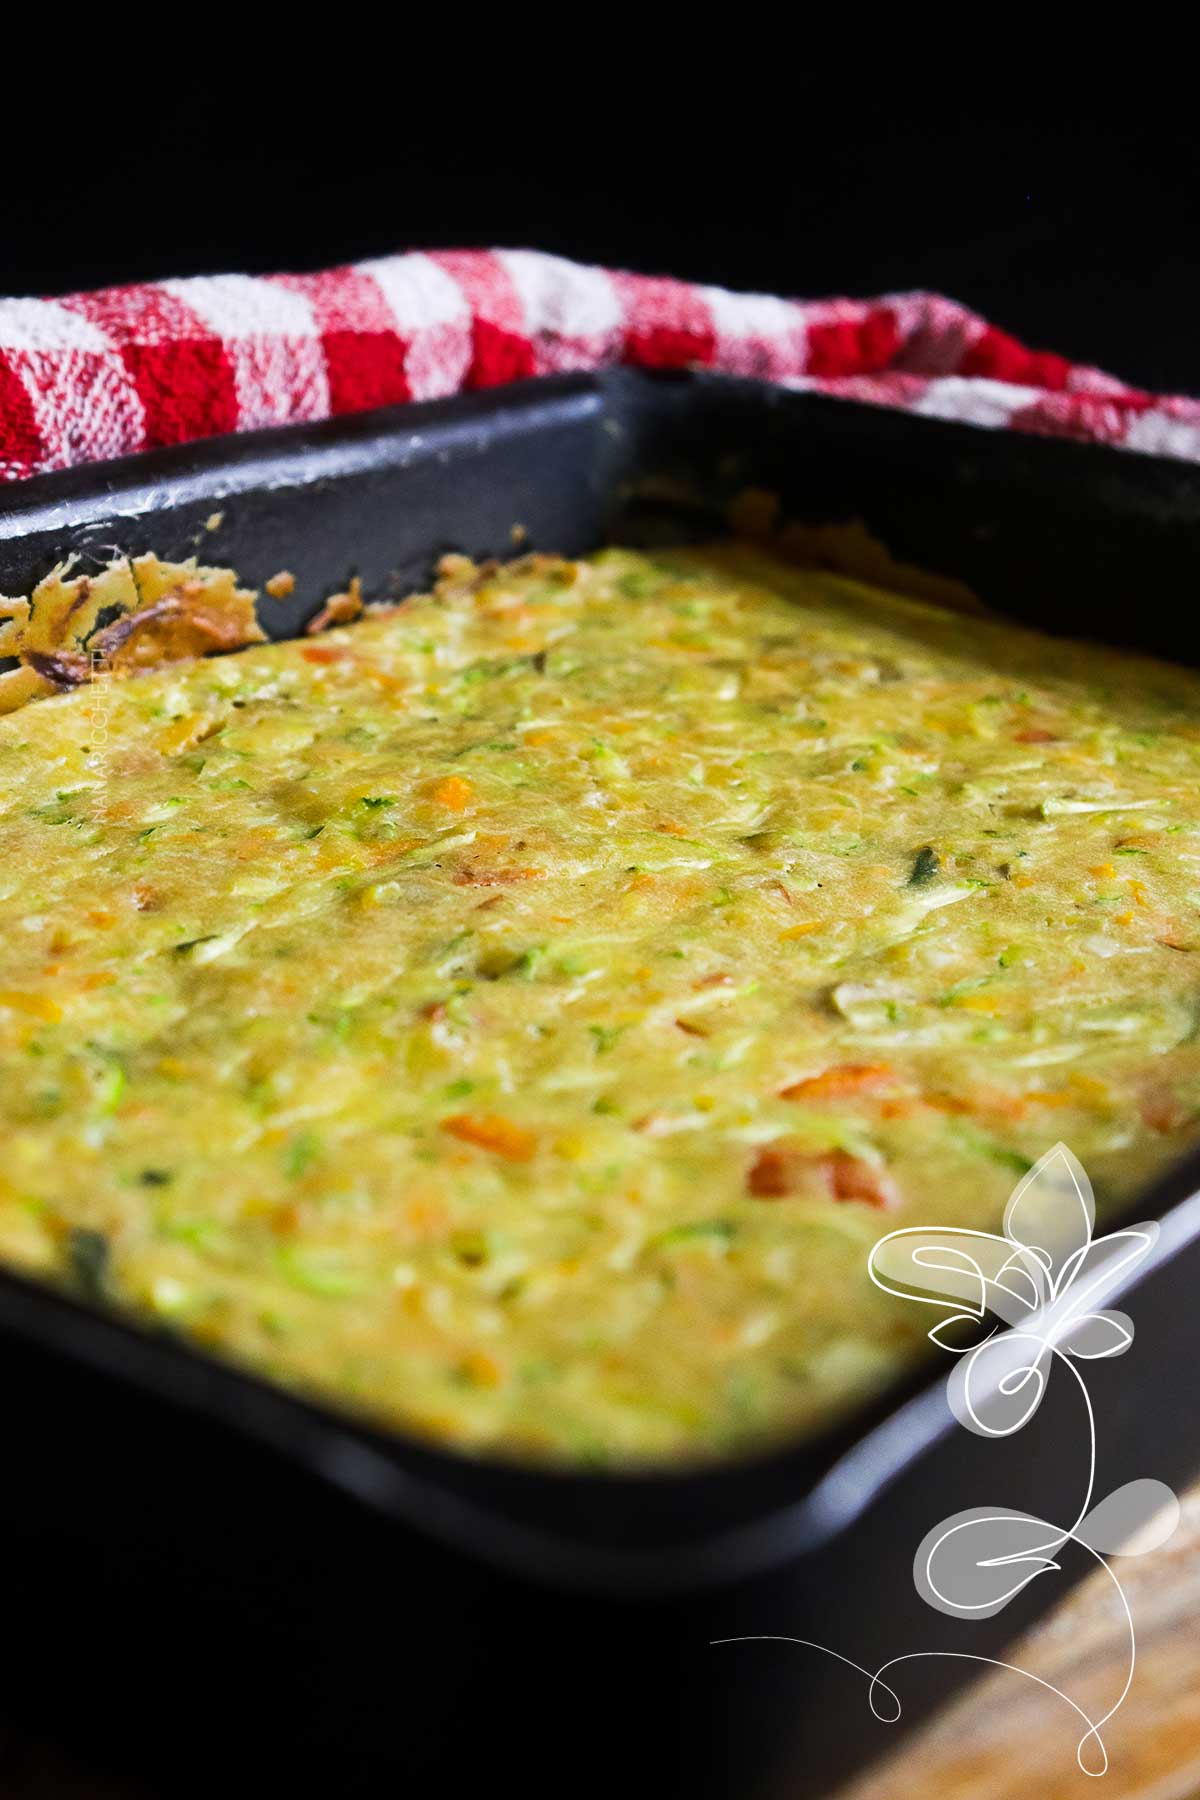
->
[2,369,1200,1799]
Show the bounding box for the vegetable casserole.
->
[2,543,1200,1464]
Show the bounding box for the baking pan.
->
[2,369,1200,1798]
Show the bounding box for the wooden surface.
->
[842,1482,1200,1800]
[4,1490,1199,1797]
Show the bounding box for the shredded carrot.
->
[747,1146,795,1197]
[926,1087,1027,1121]
[1089,863,1116,879]
[442,1113,537,1162]
[368,839,419,865]
[880,1097,923,1120]
[453,866,544,887]
[779,921,822,940]
[827,1152,898,1208]
[433,775,474,811]
[747,1143,896,1207]
[780,1063,895,1101]
[232,830,279,861]
[300,645,346,665]
[1157,927,1193,950]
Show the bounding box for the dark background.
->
[6,72,1198,395]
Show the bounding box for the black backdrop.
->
[7,72,1199,396]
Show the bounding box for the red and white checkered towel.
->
[3,249,1199,482]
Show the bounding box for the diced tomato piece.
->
[442,1113,537,1162]
[747,1142,897,1207]
[826,1151,897,1208]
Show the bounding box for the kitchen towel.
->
[3,249,1199,482]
